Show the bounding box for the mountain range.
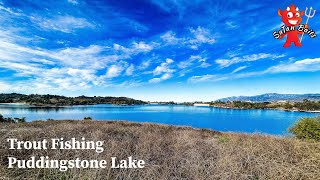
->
[218,93,320,102]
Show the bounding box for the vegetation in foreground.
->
[0,120,319,180]
[289,116,320,141]
[0,114,26,123]
[0,93,146,106]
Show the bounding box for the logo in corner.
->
[273,4,316,48]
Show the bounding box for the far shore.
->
[0,103,27,105]
[210,105,320,113]
[1,102,320,113]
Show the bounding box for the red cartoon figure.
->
[277,4,306,48]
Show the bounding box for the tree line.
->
[210,99,320,111]
[0,93,146,106]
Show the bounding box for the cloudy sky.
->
[0,0,319,101]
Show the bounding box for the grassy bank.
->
[0,120,319,179]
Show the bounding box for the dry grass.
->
[0,120,319,180]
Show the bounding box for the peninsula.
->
[0,93,146,106]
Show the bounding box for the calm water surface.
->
[0,104,319,135]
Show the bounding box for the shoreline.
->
[1,102,320,113]
[209,105,320,113]
[0,103,27,105]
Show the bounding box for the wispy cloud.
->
[266,58,320,73]
[231,66,247,74]
[188,27,216,49]
[188,74,228,83]
[0,27,155,91]
[225,21,237,29]
[125,64,135,76]
[215,53,284,68]
[30,15,95,33]
[178,55,200,69]
[0,4,23,16]
[138,60,151,70]
[160,26,216,49]
[189,58,320,83]
[67,0,79,5]
[113,41,156,55]
[177,55,210,77]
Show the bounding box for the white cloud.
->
[132,41,153,52]
[189,58,320,83]
[0,4,23,16]
[178,55,208,69]
[231,66,247,73]
[0,28,157,91]
[67,0,79,5]
[188,74,228,83]
[0,10,166,92]
[106,65,124,78]
[189,26,215,45]
[153,58,175,75]
[161,31,180,44]
[0,61,41,76]
[149,73,172,83]
[125,64,135,76]
[0,66,98,93]
[0,39,118,72]
[216,53,284,68]
[113,41,155,55]
[225,21,237,29]
[177,55,210,77]
[149,58,175,83]
[265,58,320,73]
[66,68,96,81]
[0,82,11,92]
[54,45,109,69]
[161,26,216,49]
[199,61,211,68]
[31,15,94,33]
[138,60,151,70]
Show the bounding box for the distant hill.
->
[218,93,320,102]
[0,93,146,106]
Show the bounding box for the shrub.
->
[289,116,320,141]
[84,116,92,121]
[0,114,26,123]
[15,117,26,123]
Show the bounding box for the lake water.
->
[0,104,319,135]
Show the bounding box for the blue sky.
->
[0,0,320,101]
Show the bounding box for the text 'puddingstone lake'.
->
[0,104,319,135]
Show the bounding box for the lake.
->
[0,104,319,135]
